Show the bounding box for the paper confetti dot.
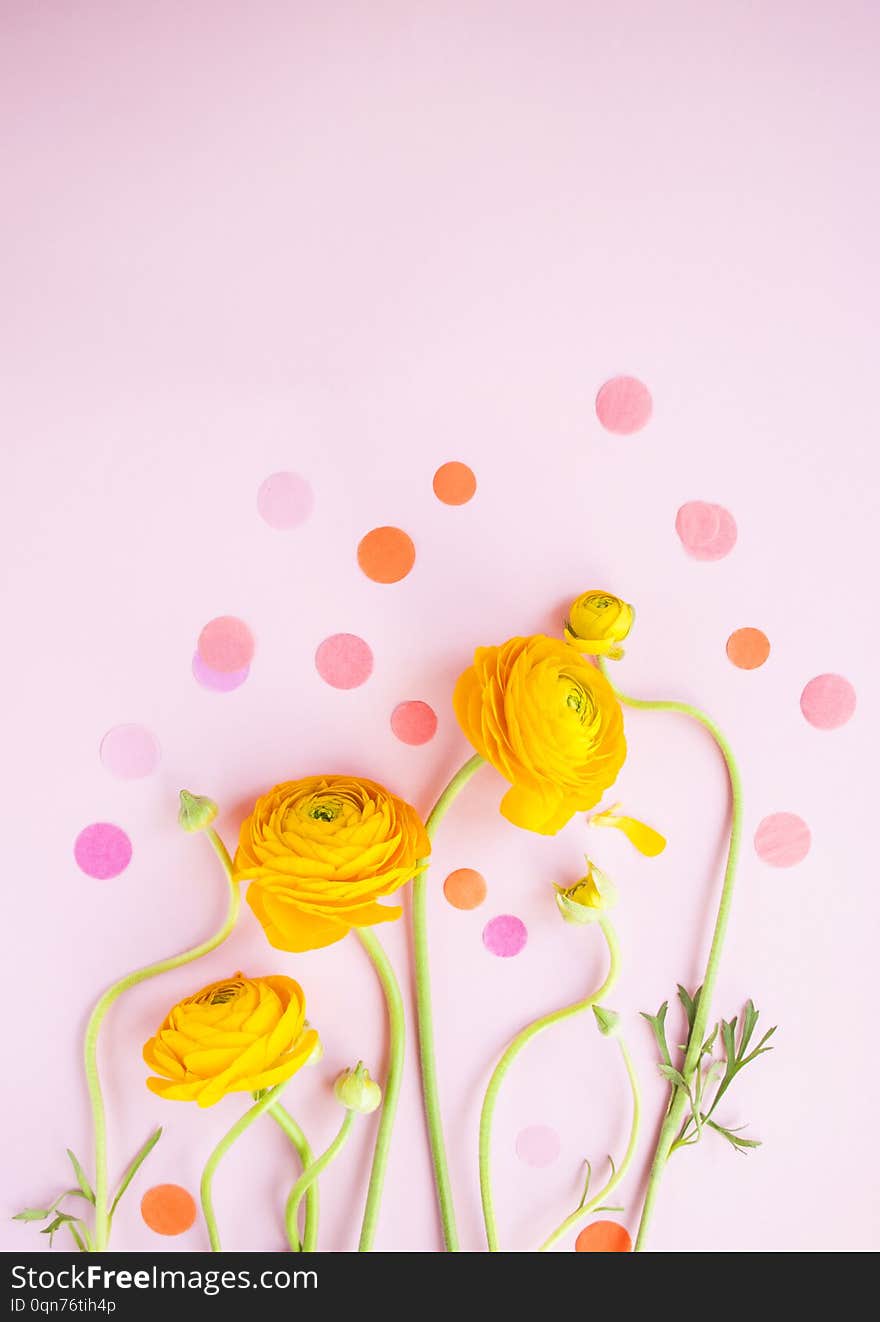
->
[197,616,255,673]
[726,628,770,670]
[595,376,652,434]
[433,461,477,505]
[516,1125,561,1168]
[192,653,250,692]
[257,471,314,530]
[575,1220,632,1252]
[315,633,374,689]
[357,526,415,583]
[141,1184,197,1236]
[443,868,487,910]
[800,673,856,730]
[74,823,132,880]
[483,914,528,957]
[100,724,160,779]
[675,501,737,560]
[391,700,438,745]
[754,813,811,867]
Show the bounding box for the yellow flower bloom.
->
[143,973,317,1108]
[555,860,617,924]
[453,635,626,834]
[564,591,635,659]
[233,776,430,952]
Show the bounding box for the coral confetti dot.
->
[575,1220,632,1252]
[141,1184,197,1236]
[800,673,856,730]
[197,616,255,673]
[433,461,477,505]
[754,813,811,867]
[595,376,653,434]
[391,700,438,745]
[315,633,374,689]
[726,628,770,670]
[443,868,487,910]
[357,526,415,583]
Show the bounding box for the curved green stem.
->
[479,916,620,1251]
[355,928,405,1252]
[201,1083,288,1252]
[84,828,239,1252]
[268,1103,317,1252]
[537,1035,641,1251]
[284,1112,355,1251]
[412,752,484,1253]
[598,659,743,1253]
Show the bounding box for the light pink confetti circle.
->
[675,501,737,560]
[99,724,160,779]
[192,652,250,692]
[197,616,255,673]
[516,1125,561,1168]
[754,813,811,867]
[483,914,528,957]
[315,633,374,689]
[257,471,314,530]
[391,700,438,745]
[595,376,653,434]
[74,823,132,879]
[800,673,857,730]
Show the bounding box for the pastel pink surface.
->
[754,813,812,867]
[315,633,374,689]
[482,914,528,957]
[515,1124,561,1168]
[191,652,250,692]
[391,700,438,745]
[99,724,160,779]
[197,616,255,673]
[257,471,314,530]
[73,823,132,880]
[800,673,857,729]
[595,375,653,434]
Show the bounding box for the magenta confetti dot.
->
[754,813,811,867]
[675,501,737,560]
[74,823,132,880]
[257,471,314,530]
[595,376,653,434]
[515,1125,561,1168]
[315,633,374,689]
[391,700,438,745]
[800,673,856,730]
[99,724,160,779]
[192,652,250,692]
[197,616,255,673]
[482,914,528,958]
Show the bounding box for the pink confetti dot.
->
[257,471,314,530]
[391,700,438,745]
[595,376,653,434]
[192,652,250,692]
[99,724,160,779]
[800,673,856,730]
[754,813,811,867]
[675,501,737,560]
[197,616,255,674]
[315,633,374,689]
[483,914,528,957]
[74,823,132,879]
[516,1125,561,1168]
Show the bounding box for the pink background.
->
[2,1,877,1253]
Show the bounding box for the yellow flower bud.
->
[334,1062,382,1114]
[564,591,635,659]
[554,860,617,925]
[177,789,219,834]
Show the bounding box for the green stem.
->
[598,659,743,1253]
[84,828,239,1252]
[267,1103,317,1252]
[537,1035,641,1251]
[284,1112,355,1251]
[412,752,484,1253]
[479,916,620,1251]
[355,928,405,1252]
[201,1083,288,1252]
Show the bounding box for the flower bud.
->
[178,790,219,834]
[334,1061,382,1114]
[564,591,634,659]
[592,1005,621,1038]
[555,860,617,925]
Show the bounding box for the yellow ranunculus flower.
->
[555,860,617,924]
[453,635,626,834]
[564,590,635,659]
[233,776,430,952]
[143,973,317,1107]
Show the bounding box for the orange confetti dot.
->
[443,867,487,910]
[575,1220,632,1253]
[141,1184,197,1236]
[433,461,477,505]
[357,526,416,583]
[726,627,770,670]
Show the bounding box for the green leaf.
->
[641,1001,672,1067]
[66,1150,96,1205]
[739,999,759,1055]
[109,1127,162,1217]
[676,984,696,1031]
[742,1025,777,1065]
[67,1222,87,1252]
[701,1023,719,1057]
[591,1205,625,1214]
[577,1159,592,1209]
[13,1207,50,1222]
[720,1016,738,1065]
[658,1063,690,1093]
[707,1119,762,1152]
